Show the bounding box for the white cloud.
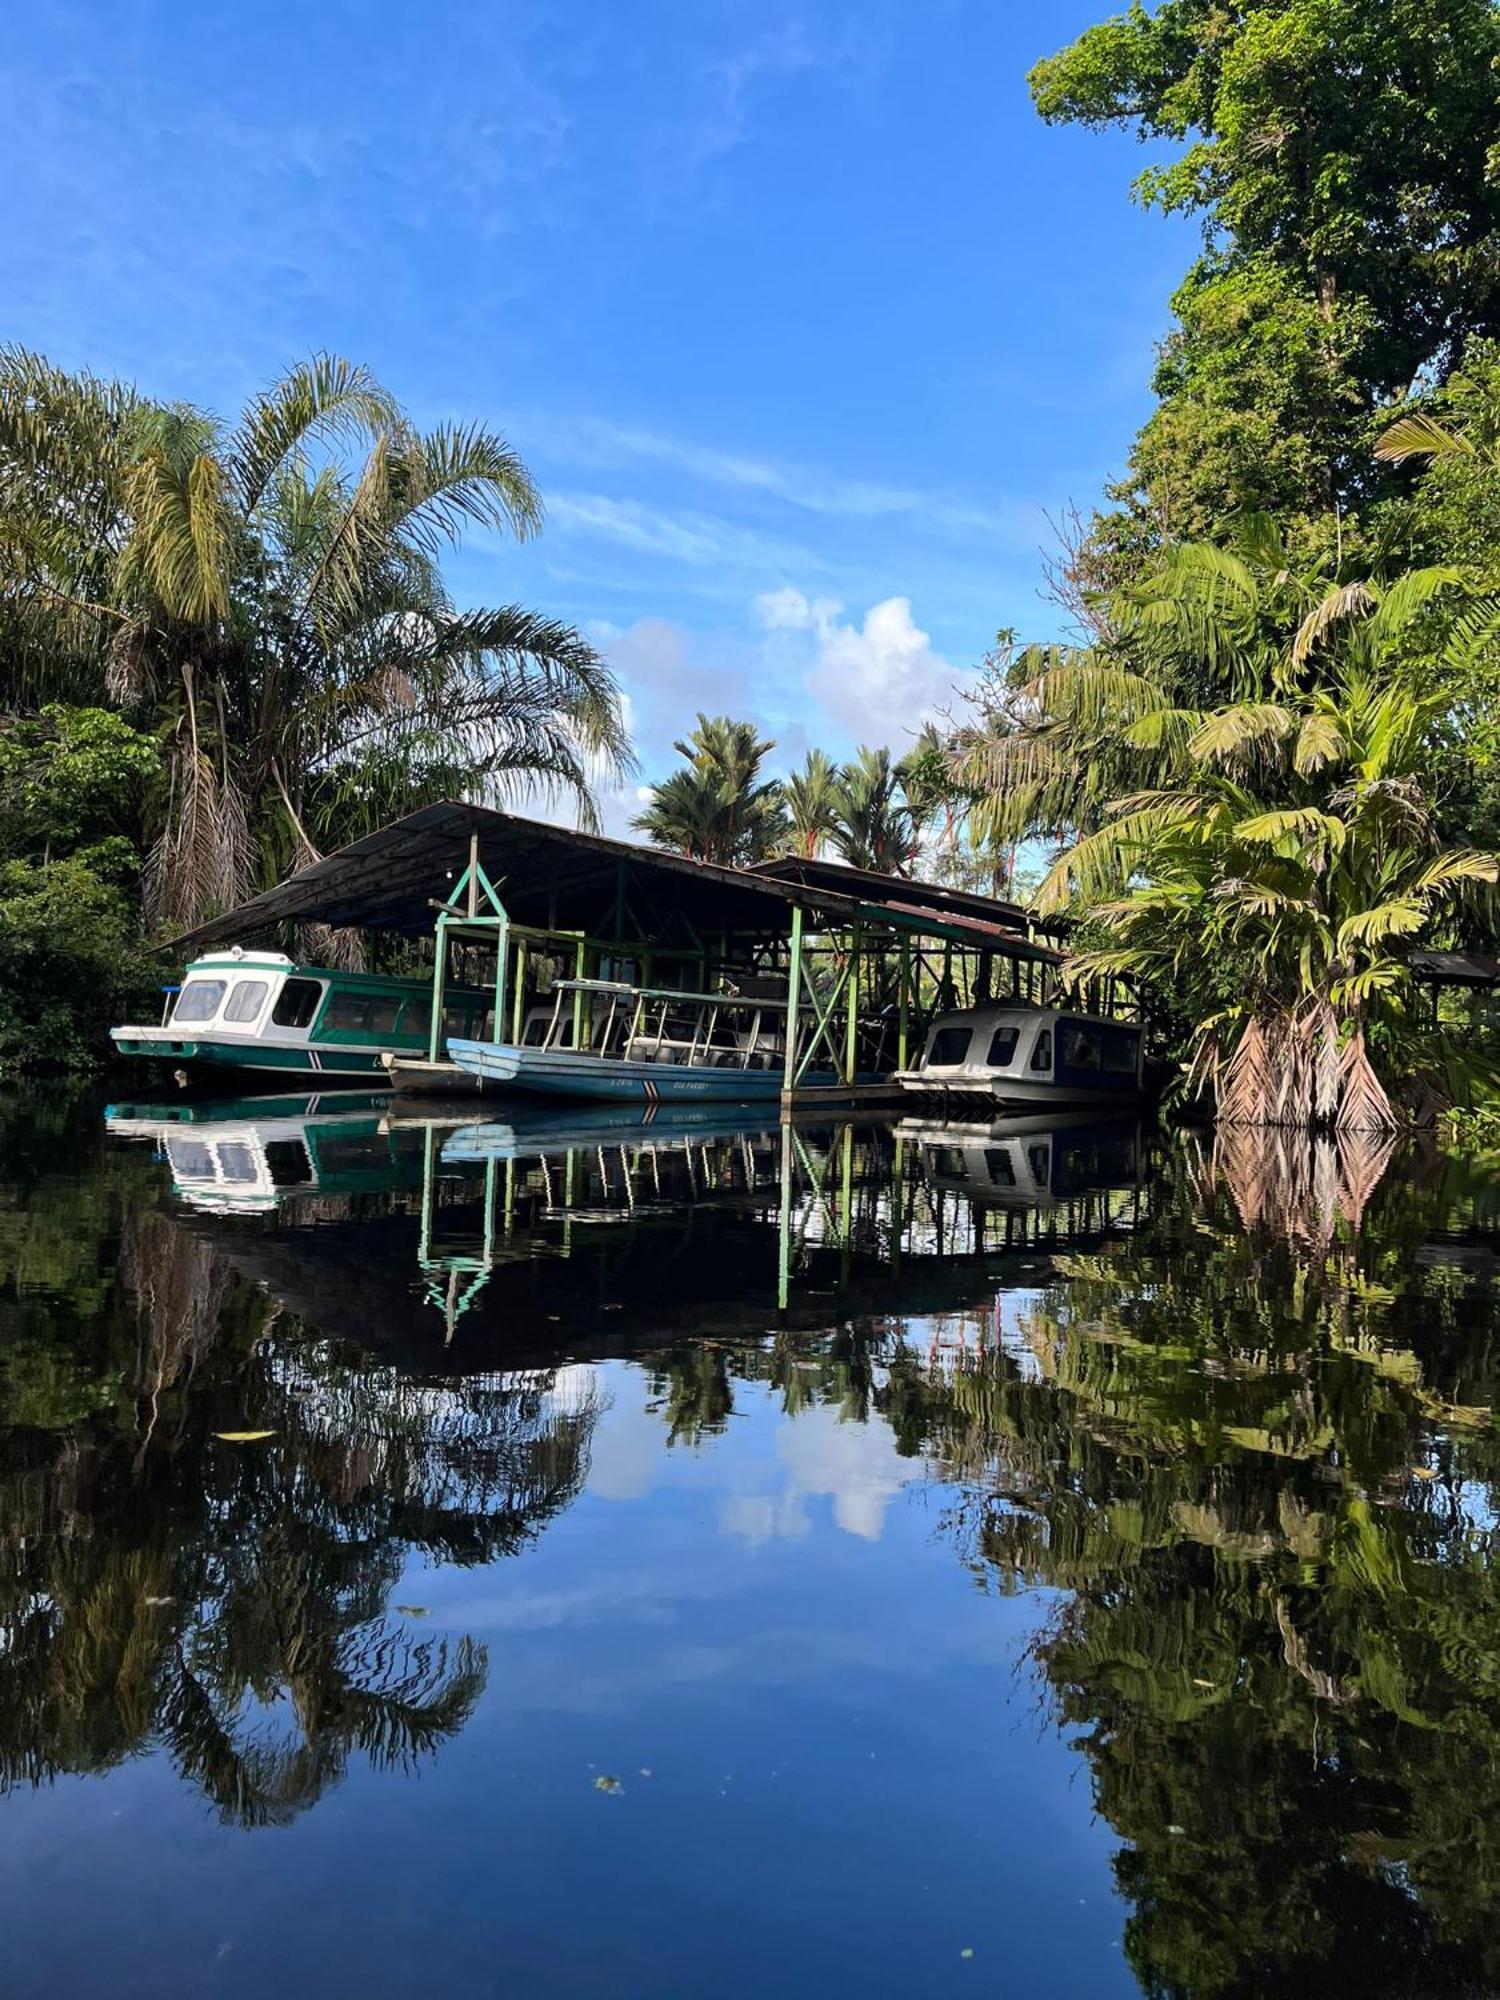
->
[719,1402,917,1546]
[758,588,959,746]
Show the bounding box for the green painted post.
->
[844,927,860,1085]
[777,1120,793,1312]
[898,933,911,1070]
[427,916,448,1062]
[511,941,526,1044]
[782,905,804,1103]
[573,938,586,1049]
[493,917,510,1044]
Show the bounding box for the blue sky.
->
[3,0,1192,828]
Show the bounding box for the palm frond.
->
[1373,411,1472,464]
[229,354,400,513]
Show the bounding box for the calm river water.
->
[2,1085,1500,1997]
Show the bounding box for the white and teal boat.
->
[111,949,493,1083]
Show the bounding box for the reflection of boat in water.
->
[898,1111,1145,1209]
[104,1092,423,1213]
[896,1004,1145,1109]
[436,1096,786,1164]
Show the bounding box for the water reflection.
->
[6,1088,1500,1992]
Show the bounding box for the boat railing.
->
[538,978,789,1070]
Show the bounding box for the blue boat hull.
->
[447,1038,821,1104]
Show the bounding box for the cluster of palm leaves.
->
[948,502,1500,1127]
[0,348,630,931]
[633,713,952,873]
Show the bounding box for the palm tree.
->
[0,348,631,929]
[1042,667,1497,1129]
[780,747,840,859]
[633,713,786,865]
[944,515,1500,1126]
[829,745,913,874]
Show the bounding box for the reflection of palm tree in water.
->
[885,1150,1500,1995]
[0,1209,601,1825]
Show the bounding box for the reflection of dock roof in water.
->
[165,800,1065,963]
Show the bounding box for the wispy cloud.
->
[522,411,1041,546]
[547,493,825,576]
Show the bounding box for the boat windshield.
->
[535,979,789,1070]
[172,979,227,1024]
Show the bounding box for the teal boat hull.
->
[447,1038,816,1104]
[111,1033,387,1082]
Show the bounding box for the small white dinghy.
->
[895,1003,1145,1109]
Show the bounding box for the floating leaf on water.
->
[594,1774,623,1794]
[144,1596,173,1607]
[639,1767,653,1778]
[1410,1465,1438,1481]
[214,1430,275,1443]
[959,1948,974,1960]
[395,1605,430,1618]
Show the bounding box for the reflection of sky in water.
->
[0,1321,1136,1997]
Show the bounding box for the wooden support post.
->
[782,904,804,1101]
[427,916,448,1062]
[511,940,526,1045]
[573,937,586,1049]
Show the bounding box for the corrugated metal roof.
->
[171,801,1062,963]
[1410,949,1500,987]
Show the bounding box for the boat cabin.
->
[896,1004,1144,1107]
[111,950,493,1082]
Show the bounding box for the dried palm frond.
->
[105,620,158,708]
[298,923,367,972]
[1335,1029,1398,1134]
[1218,1017,1276,1126]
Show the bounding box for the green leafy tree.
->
[1030,0,1500,565]
[0,705,162,1070]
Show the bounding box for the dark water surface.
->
[3,1088,1500,1997]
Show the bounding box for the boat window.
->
[983,1148,1016,1186]
[216,1142,258,1185]
[223,979,268,1025]
[169,1140,216,1180]
[1030,1030,1053,1073]
[928,1026,973,1066]
[1061,1024,1103,1070]
[265,1141,313,1189]
[1102,1027,1141,1074]
[987,1025,1020,1067]
[272,979,324,1029]
[404,997,431,1038]
[366,997,401,1034]
[172,979,227,1024]
[444,1004,476,1040]
[1028,1143,1050,1182]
